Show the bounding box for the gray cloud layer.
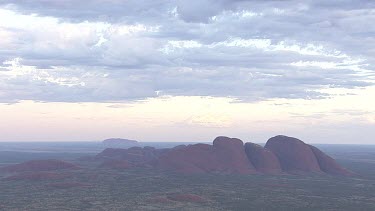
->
[0,0,374,102]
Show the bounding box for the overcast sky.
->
[0,0,374,143]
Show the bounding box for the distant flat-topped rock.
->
[102,138,139,147]
[1,159,79,173]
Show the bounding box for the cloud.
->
[0,0,374,103]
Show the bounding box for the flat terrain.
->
[0,143,374,211]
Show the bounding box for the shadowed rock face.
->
[154,143,215,173]
[309,145,354,176]
[97,148,128,159]
[1,159,79,173]
[212,136,257,173]
[96,147,169,165]
[155,136,256,174]
[265,135,322,173]
[244,143,282,174]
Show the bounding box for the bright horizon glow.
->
[1,86,374,144]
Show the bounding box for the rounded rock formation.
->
[265,135,321,173]
[155,136,256,174]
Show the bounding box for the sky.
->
[0,0,374,143]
